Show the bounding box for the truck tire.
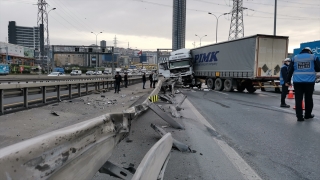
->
[275,87,281,93]
[246,85,256,93]
[191,77,197,87]
[224,79,234,92]
[215,78,224,91]
[206,78,215,89]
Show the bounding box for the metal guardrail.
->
[0,79,172,179]
[0,77,141,114]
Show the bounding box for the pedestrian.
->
[149,72,153,88]
[152,72,158,88]
[124,72,128,88]
[280,58,291,108]
[114,72,122,93]
[286,47,320,121]
[142,73,146,89]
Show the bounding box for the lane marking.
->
[184,99,262,180]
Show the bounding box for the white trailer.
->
[190,34,289,92]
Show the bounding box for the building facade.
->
[0,41,35,66]
[8,21,40,50]
[172,0,186,50]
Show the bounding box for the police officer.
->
[280,58,291,108]
[286,47,320,121]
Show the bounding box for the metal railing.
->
[0,77,142,114]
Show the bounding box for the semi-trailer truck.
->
[168,34,289,93]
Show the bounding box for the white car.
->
[48,72,65,76]
[96,71,102,75]
[86,71,94,75]
[70,70,82,76]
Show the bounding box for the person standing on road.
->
[149,72,153,88]
[124,72,128,88]
[152,72,158,88]
[280,58,291,108]
[286,47,320,121]
[142,73,146,89]
[114,72,122,93]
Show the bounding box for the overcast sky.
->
[0,0,319,53]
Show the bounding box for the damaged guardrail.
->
[0,77,141,114]
[0,78,172,180]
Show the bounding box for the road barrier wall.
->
[0,79,170,180]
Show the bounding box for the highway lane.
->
[182,89,320,179]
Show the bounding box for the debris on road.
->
[101,95,106,98]
[50,111,59,116]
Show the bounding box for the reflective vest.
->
[280,64,288,85]
[292,53,316,83]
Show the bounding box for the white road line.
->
[184,99,262,180]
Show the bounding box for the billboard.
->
[0,42,24,57]
[24,47,34,58]
[293,40,320,58]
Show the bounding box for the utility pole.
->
[91,32,102,73]
[47,7,56,74]
[274,0,277,35]
[228,0,245,40]
[37,0,48,73]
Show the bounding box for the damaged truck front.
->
[168,48,193,85]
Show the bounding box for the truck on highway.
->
[168,34,289,93]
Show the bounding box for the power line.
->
[277,0,320,6]
[243,0,319,9]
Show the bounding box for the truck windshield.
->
[169,60,190,69]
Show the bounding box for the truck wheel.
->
[246,85,256,93]
[224,79,234,92]
[275,87,281,93]
[206,78,215,89]
[191,77,197,87]
[215,78,224,91]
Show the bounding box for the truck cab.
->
[168,48,193,84]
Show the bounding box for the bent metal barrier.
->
[0,79,172,180]
[0,77,141,114]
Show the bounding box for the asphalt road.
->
[182,88,320,179]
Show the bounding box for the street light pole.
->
[46,7,56,74]
[91,32,102,73]
[274,0,277,35]
[208,12,230,43]
[195,34,207,47]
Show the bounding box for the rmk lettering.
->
[194,51,219,63]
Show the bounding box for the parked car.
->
[86,71,94,75]
[70,70,82,76]
[48,72,65,76]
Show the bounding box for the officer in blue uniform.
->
[286,47,320,121]
[280,58,291,108]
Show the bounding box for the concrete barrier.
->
[0,79,169,179]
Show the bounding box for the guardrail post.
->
[42,86,46,104]
[69,84,72,99]
[95,83,97,91]
[57,85,60,101]
[97,82,100,90]
[0,89,3,114]
[78,84,81,97]
[24,88,28,108]
[107,81,109,89]
[102,81,105,89]
[86,83,88,95]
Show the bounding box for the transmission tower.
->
[37,0,48,65]
[228,0,245,40]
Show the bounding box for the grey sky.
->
[0,0,319,53]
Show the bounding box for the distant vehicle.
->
[96,71,102,75]
[48,72,65,76]
[0,64,10,75]
[70,70,82,76]
[53,67,65,73]
[86,71,94,75]
[103,70,111,74]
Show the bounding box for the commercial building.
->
[172,0,186,50]
[8,21,40,50]
[0,42,35,66]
